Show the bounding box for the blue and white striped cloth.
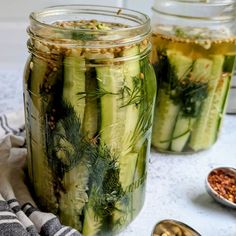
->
[0,112,82,236]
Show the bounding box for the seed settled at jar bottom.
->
[208,169,236,203]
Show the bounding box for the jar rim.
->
[28,5,151,47]
[152,0,236,20]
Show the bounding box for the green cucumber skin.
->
[167,52,194,152]
[58,54,89,230]
[189,55,224,151]
[83,206,102,236]
[63,53,86,122]
[167,50,193,79]
[96,65,125,152]
[113,46,141,227]
[170,57,212,152]
[121,46,140,153]
[82,68,98,139]
[217,55,236,130]
[203,75,231,148]
[82,64,126,236]
[152,89,180,151]
[82,50,155,235]
[170,113,193,152]
[203,55,236,148]
[25,56,59,213]
[152,50,194,152]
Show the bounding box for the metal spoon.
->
[205,167,236,209]
[151,219,201,236]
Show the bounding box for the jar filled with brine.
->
[23,5,156,236]
[151,0,236,153]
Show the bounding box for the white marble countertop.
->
[1,69,236,236]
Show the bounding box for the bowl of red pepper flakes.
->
[206,167,236,209]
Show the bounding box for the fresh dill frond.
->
[155,50,208,117]
[174,27,187,38]
[77,88,119,100]
[47,101,88,179]
[155,49,179,90]
[86,144,126,219]
[171,78,208,117]
[71,31,96,41]
[120,76,142,108]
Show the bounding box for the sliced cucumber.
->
[63,51,86,121]
[82,63,125,235]
[96,64,125,152]
[59,51,88,229]
[203,74,231,148]
[83,203,102,236]
[223,55,236,73]
[112,46,142,227]
[152,51,195,151]
[59,160,89,231]
[167,50,193,79]
[121,46,141,153]
[189,55,224,151]
[152,89,180,151]
[202,55,236,148]
[191,58,213,82]
[170,112,194,152]
[117,45,141,193]
[170,57,211,152]
[27,56,58,212]
[82,68,98,139]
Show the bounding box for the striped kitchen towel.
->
[0,110,25,137]
[0,114,82,236]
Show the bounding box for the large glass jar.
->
[151,0,236,153]
[23,5,156,236]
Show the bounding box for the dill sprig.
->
[155,50,208,117]
[77,88,119,100]
[47,101,88,179]
[71,31,96,41]
[120,76,142,108]
[154,49,179,90]
[86,144,126,219]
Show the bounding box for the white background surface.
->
[0,1,236,236]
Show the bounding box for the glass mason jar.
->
[151,0,236,153]
[23,5,156,236]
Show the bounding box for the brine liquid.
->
[151,33,236,153]
[151,33,236,63]
[24,38,156,235]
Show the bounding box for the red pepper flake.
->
[208,169,236,203]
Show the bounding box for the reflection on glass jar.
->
[23,5,156,236]
[151,0,236,153]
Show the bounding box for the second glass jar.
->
[151,0,236,153]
